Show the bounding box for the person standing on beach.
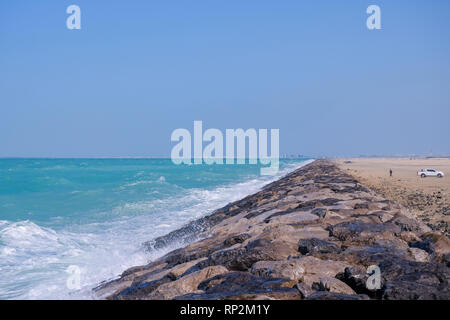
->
[389,169,393,177]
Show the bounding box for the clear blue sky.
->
[1,0,449,157]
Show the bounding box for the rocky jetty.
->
[94,160,450,300]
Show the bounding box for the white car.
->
[418,168,444,178]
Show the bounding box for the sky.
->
[1,0,449,158]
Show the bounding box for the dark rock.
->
[250,259,305,281]
[200,239,297,272]
[223,233,251,246]
[294,282,314,299]
[164,247,210,267]
[179,259,211,277]
[328,220,400,242]
[115,274,175,300]
[193,272,299,299]
[246,238,271,249]
[144,217,218,250]
[207,247,247,270]
[297,238,341,255]
[377,257,450,284]
[336,267,379,298]
[340,245,410,266]
[443,253,450,267]
[311,208,327,218]
[354,203,369,210]
[266,198,342,220]
[389,214,423,232]
[310,277,355,294]
[382,280,450,300]
[228,240,297,271]
[409,240,433,254]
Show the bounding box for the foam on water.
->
[0,159,313,299]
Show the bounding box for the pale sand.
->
[335,158,450,236]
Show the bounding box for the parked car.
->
[418,169,444,178]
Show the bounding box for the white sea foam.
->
[0,160,313,300]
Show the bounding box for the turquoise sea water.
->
[0,158,312,299]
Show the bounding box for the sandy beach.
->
[335,158,450,237]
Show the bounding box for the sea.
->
[0,158,312,299]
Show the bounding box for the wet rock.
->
[120,261,167,280]
[93,279,133,299]
[144,217,217,250]
[130,269,172,287]
[168,258,208,278]
[178,272,301,300]
[115,274,175,300]
[298,238,341,255]
[163,247,210,267]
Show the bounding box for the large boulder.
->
[206,239,298,271]
[382,280,450,300]
[296,256,348,278]
[311,277,356,295]
[409,232,450,261]
[175,272,301,300]
[115,274,175,300]
[297,238,341,255]
[149,266,228,299]
[328,220,401,243]
[250,260,305,281]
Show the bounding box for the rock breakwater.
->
[94,160,450,300]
